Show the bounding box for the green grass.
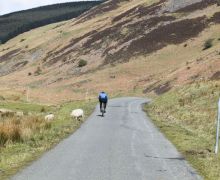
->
[144,81,220,180]
[0,99,96,179]
[0,101,53,114]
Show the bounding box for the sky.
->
[0,0,92,15]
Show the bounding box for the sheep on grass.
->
[44,114,55,121]
[70,109,84,120]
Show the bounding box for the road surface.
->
[12,97,202,180]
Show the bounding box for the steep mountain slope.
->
[0,0,220,103]
[0,1,103,44]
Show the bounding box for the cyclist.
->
[98,91,108,113]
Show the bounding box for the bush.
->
[0,96,5,101]
[20,39,26,42]
[11,95,20,101]
[203,39,213,50]
[78,59,87,67]
[40,107,46,112]
[34,66,42,75]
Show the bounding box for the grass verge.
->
[144,81,220,180]
[0,100,96,179]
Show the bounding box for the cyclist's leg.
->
[99,101,103,112]
[104,102,107,112]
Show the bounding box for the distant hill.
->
[0,1,103,44]
[0,0,220,100]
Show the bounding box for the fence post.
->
[85,89,89,101]
[215,98,220,154]
[26,86,29,102]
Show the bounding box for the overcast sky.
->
[0,0,93,15]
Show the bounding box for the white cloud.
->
[0,0,89,15]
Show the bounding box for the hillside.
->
[0,0,219,104]
[0,1,103,44]
[0,0,220,179]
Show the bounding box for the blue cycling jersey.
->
[99,92,108,102]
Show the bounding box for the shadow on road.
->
[144,154,185,161]
[97,115,104,117]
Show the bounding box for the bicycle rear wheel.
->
[101,109,104,117]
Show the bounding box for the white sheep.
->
[71,109,84,120]
[45,113,55,121]
[0,108,15,117]
[16,111,24,117]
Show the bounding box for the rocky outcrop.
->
[167,0,202,12]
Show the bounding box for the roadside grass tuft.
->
[145,81,220,180]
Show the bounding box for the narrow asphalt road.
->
[12,97,202,180]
